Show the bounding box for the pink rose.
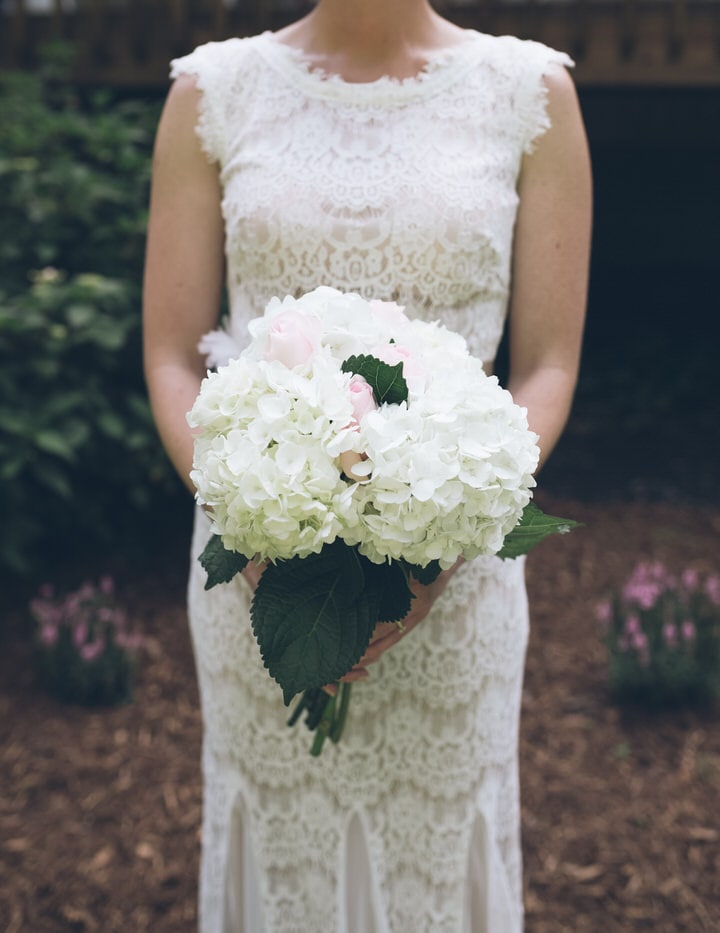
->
[347,375,376,426]
[264,310,322,368]
[369,299,409,330]
[370,343,427,393]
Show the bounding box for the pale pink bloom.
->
[80,639,105,662]
[705,575,720,606]
[624,615,641,636]
[72,620,88,648]
[630,630,651,667]
[370,343,427,394]
[30,599,63,628]
[263,310,322,368]
[369,299,409,330]
[680,619,696,642]
[624,583,659,610]
[347,375,376,426]
[38,624,59,648]
[662,622,677,647]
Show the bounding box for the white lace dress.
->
[172,30,572,933]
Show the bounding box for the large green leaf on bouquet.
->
[341,355,408,405]
[251,541,380,705]
[363,558,414,623]
[497,501,581,559]
[200,534,249,589]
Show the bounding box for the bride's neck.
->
[281,0,457,60]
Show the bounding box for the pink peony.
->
[264,310,322,369]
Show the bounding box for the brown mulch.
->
[1,496,719,932]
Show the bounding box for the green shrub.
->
[0,49,186,576]
[30,576,143,706]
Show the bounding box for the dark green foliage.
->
[200,534,249,589]
[0,50,185,575]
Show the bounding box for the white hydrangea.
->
[190,287,540,569]
[342,364,539,567]
[188,355,360,561]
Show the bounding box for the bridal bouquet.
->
[188,287,577,754]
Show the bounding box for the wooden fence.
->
[1,0,720,86]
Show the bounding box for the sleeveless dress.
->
[171,30,573,933]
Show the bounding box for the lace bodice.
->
[171,31,572,364]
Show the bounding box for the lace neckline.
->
[255,30,485,105]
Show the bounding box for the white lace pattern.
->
[172,30,573,933]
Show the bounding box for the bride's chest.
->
[218,102,522,257]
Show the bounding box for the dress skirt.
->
[187,507,529,932]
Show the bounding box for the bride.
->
[143,0,591,929]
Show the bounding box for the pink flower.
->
[625,615,641,636]
[370,343,427,393]
[630,630,650,667]
[72,620,89,648]
[680,619,696,642]
[662,622,677,647]
[80,639,105,662]
[347,375,376,426]
[369,299,409,330]
[624,583,659,610]
[264,310,322,369]
[705,575,720,607]
[38,624,59,648]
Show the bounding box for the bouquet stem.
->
[288,683,353,756]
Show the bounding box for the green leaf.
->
[497,501,581,560]
[199,534,249,589]
[251,541,376,705]
[341,354,409,405]
[34,429,76,461]
[363,558,413,623]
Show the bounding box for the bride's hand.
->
[335,558,464,686]
[242,559,267,592]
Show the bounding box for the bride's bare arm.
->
[506,65,592,470]
[350,67,591,676]
[143,75,225,494]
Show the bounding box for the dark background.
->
[526,86,719,505]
